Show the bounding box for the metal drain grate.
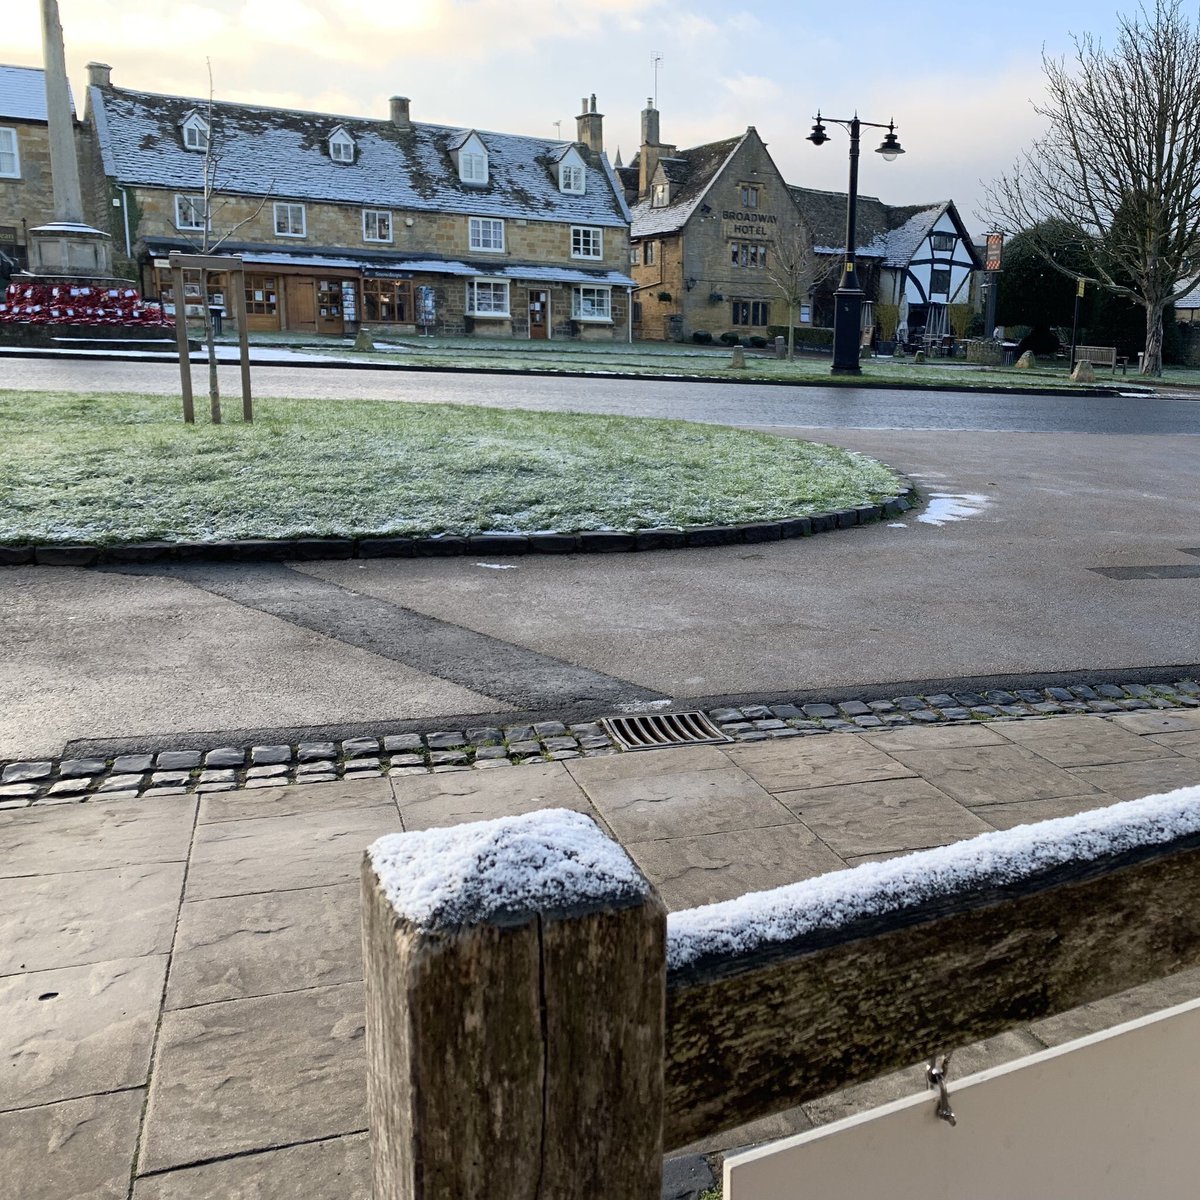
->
[600,711,731,751]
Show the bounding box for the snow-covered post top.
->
[367,807,653,930]
[361,809,666,1200]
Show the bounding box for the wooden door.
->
[317,279,346,336]
[284,277,317,332]
[528,290,549,339]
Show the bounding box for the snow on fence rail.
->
[361,791,1200,1200]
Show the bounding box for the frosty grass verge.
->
[0,390,901,545]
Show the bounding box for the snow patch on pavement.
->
[917,492,990,526]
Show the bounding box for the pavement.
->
[5,424,1200,759]
[5,710,1200,1198]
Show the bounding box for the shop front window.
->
[362,278,414,322]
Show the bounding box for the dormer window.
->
[181,113,210,153]
[452,131,489,186]
[461,151,486,183]
[557,146,587,194]
[652,183,669,208]
[329,127,356,164]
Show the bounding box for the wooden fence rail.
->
[362,795,1200,1199]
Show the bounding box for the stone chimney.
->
[639,97,672,202]
[640,98,660,148]
[86,61,111,88]
[390,96,410,128]
[575,93,603,153]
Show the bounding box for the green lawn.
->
[0,390,904,546]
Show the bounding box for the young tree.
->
[765,222,833,360]
[982,0,1200,375]
[186,61,271,422]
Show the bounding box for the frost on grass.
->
[368,808,648,931]
[0,390,904,545]
[667,785,1200,971]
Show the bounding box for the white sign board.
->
[725,997,1200,1200]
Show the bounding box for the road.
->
[3,354,1200,432]
[3,358,1200,758]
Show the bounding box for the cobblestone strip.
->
[2,679,1197,808]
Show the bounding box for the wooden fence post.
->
[361,810,667,1200]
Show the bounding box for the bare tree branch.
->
[981,0,1200,374]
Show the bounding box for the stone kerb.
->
[361,809,667,1200]
[3,479,920,566]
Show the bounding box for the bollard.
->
[362,809,667,1200]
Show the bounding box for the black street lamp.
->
[808,113,904,375]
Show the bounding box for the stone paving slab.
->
[166,882,360,1009]
[965,794,1118,830]
[393,760,596,831]
[196,778,394,824]
[1065,756,1200,801]
[625,824,844,910]
[185,805,401,901]
[0,955,167,1111]
[879,744,1103,806]
[0,862,184,975]
[131,1133,371,1200]
[0,796,196,877]
[0,1089,145,1200]
[581,765,793,842]
[1146,730,1200,758]
[775,777,992,858]
[1,713,1199,1194]
[725,736,917,792]
[989,713,1171,766]
[139,981,367,1174]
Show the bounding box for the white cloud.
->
[720,73,783,102]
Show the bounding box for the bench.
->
[1073,344,1129,375]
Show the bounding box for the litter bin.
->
[207,305,224,336]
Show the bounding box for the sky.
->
[9,0,1136,234]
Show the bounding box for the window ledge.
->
[275,232,307,239]
[572,316,613,324]
[468,312,511,320]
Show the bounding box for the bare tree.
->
[765,222,832,360]
[981,0,1200,375]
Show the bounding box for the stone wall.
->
[0,121,54,273]
[129,186,629,275]
[631,130,808,341]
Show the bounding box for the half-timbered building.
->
[788,185,981,343]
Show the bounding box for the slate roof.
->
[789,186,982,269]
[90,85,628,228]
[629,135,743,237]
[0,64,75,122]
[141,236,635,286]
